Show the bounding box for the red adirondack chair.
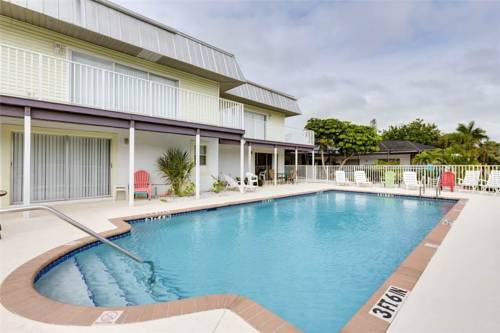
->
[440,171,455,192]
[134,170,152,200]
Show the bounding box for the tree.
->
[456,121,488,149]
[304,118,336,172]
[478,141,500,165]
[305,118,379,167]
[382,119,440,145]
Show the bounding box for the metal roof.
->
[0,0,245,90]
[222,82,301,117]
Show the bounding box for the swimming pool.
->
[35,191,455,332]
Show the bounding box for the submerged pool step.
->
[98,252,157,305]
[75,253,129,306]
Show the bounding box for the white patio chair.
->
[246,172,259,187]
[458,170,480,192]
[354,171,372,186]
[403,171,423,190]
[480,170,500,194]
[335,170,351,185]
[223,175,256,192]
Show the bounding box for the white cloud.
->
[115,0,500,139]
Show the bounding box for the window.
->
[70,51,179,116]
[192,144,208,166]
[200,145,207,166]
[244,111,266,140]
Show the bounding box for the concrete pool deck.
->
[0,183,499,332]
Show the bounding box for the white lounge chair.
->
[480,170,500,194]
[246,172,259,187]
[223,175,256,192]
[335,171,351,185]
[354,171,372,186]
[458,170,480,191]
[403,171,423,190]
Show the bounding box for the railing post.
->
[295,148,298,184]
[274,146,278,186]
[23,107,31,208]
[248,143,252,174]
[240,138,245,193]
[195,129,201,199]
[129,121,135,207]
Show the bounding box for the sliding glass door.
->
[11,133,111,203]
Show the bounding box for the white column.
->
[295,148,298,184]
[128,121,135,207]
[240,138,245,193]
[273,146,278,186]
[247,144,252,174]
[195,129,201,199]
[23,107,31,207]
[312,149,315,181]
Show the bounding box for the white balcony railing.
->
[0,44,244,129]
[284,126,315,145]
[243,116,315,146]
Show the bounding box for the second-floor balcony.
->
[0,44,244,129]
[244,115,315,146]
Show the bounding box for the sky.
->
[114,0,500,140]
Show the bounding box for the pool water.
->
[35,191,454,332]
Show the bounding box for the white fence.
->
[285,164,500,188]
[0,43,244,129]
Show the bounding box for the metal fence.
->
[285,164,500,189]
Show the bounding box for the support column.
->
[295,148,298,184]
[312,149,315,181]
[240,138,245,193]
[128,121,135,207]
[247,143,252,174]
[23,107,31,207]
[195,129,201,199]
[273,146,278,186]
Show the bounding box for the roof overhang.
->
[0,0,246,91]
[222,82,302,117]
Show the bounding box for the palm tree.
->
[157,149,194,196]
[456,121,488,148]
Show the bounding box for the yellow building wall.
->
[0,122,118,208]
[0,15,220,104]
[244,104,285,142]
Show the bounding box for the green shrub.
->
[157,149,194,196]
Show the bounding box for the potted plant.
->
[211,176,227,193]
[157,149,194,197]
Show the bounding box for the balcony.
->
[284,126,315,146]
[0,44,244,129]
[244,115,314,146]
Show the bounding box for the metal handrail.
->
[0,205,143,263]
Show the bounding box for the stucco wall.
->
[0,117,222,207]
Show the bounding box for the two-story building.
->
[0,0,314,208]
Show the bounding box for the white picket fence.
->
[285,164,500,189]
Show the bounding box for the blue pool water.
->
[35,191,454,332]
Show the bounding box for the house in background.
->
[354,140,435,165]
[286,140,434,166]
[0,0,314,208]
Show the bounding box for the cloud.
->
[115,0,500,140]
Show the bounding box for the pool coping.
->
[0,188,467,333]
